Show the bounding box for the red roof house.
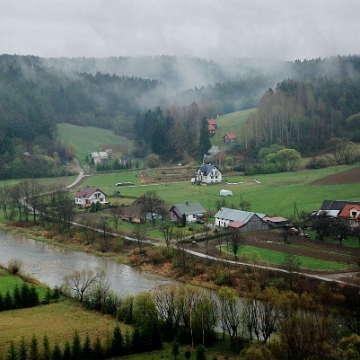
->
[223,132,237,143]
[74,186,107,207]
[207,118,217,128]
[339,204,360,227]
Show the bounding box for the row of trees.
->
[0,181,77,235]
[242,77,360,156]
[4,326,135,360]
[132,104,211,162]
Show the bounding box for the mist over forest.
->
[1,53,360,179]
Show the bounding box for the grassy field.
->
[232,246,355,271]
[73,163,360,219]
[0,269,48,301]
[0,299,128,356]
[57,123,133,162]
[211,108,255,146]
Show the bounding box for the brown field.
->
[0,299,130,355]
[309,166,360,185]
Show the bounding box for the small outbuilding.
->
[169,202,207,223]
[220,189,233,196]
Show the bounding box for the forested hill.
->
[0,54,160,179]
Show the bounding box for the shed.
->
[220,189,233,196]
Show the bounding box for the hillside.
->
[57,123,133,162]
[211,108,255,146]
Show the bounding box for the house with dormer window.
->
[339,204,360,227]
[193,164,222,184]
[74,186,107,207]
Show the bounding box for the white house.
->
[74,186,107,207]
[214,207,269,232]
[193,164,222,184]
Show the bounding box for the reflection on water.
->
[0,230,174,296]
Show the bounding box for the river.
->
[0,230,175,296]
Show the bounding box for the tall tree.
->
[198,117,211,162]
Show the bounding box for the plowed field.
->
[309,166,360,185]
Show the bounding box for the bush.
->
[7,258,23,275]
[306,157,329,169]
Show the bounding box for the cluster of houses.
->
[74,187,287,232]
[207,118,237,144]
[90,150,132,167]
[312,200,360,228]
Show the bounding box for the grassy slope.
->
[211,108,255,146]
[57,123,133,162]
[0,299,127,355]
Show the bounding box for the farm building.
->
[119,155,132,166]
[264,216,288,228]
[220,189,233,196]
[223,132,237,143]
[214,207,269,232]
[192,164,222,184]
[169,202,207,223]
[312,199,360,227]
[74,186,107,207]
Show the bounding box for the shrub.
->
[7,257,23,275]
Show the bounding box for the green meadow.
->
[57,123,133,161]
[211,108,255,145]
[74,163,360,219]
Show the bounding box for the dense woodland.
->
[2,54,360,178]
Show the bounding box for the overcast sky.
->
[1,0,359,61]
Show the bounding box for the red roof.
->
[75,187,104,199]
[207,118,217,126]
[228,221,245,228]
[208,124,215,131]
[264,216,288,223]
[339,204,360,218]
[225,132,237,139]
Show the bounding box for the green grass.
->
[0,269,48,302]
[74,163,360,220]
[211,108,255,146]
[57,123,133,161]
[231,245,354,271]
[0,299,127,356]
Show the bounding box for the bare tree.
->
[109,206,122,234]
[133,225,147,254]
[283,253,301,289]
[161,223,174,254]
[218,286,241,345]
[62,267,106,302]
[138,190,165,225]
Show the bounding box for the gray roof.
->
[197,164,222,176]
[171,202,207,215]
[320,200,360,211]
[214,208,266,222]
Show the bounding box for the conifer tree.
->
[0,292,4,311]
[110,325,124,357]
[4,290,13,310]
[6,342,17,360]
[71,331,81,360]
[29,285,39,307]
[42,335,51,360]
[28,335,38,360]
[61,341,71,360]
[198,117,211,162]
[18,336,27,360]
[81,333,92,360]
[20,283,31,308]
[13,284,21,309]
[51,344,62,360]
[92,335,104,360]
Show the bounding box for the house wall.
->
[238,216,269,232]
[215,218,231,227]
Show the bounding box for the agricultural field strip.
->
[225,245,354,270]
[291,244,355,259]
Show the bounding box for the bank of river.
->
[0,230,175,296]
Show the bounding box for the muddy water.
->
[0,231,174,296]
